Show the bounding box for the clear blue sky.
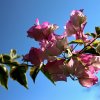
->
[0,0,100,100]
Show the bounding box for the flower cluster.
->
[24,10,100,88]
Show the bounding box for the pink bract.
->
[65,20,76,36]
[79,71,98,87]
[80,54,100,70]
[40,34,67,56]
[65,10,87,41]
[43,59,69,81]
[24,47,45,66]
[67,57,98,87]
[80,54,93,65]
[91,56,100,69]
[27,18,58,41]
[70,10,86,29]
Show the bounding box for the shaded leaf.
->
[0,54,2,62]
[8,61,19,67]
[10,64,28,88]
[85,32,91,36]
[91,33,96,38]
[0,65,8,89]
[41,68,55,85]
[84,46,97,54]
[1,54,11,63]
[30,66,39,83]
[85,32,96,38]
[95,27,100,35]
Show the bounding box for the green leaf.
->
[41,68,55,85]
[1,54,11,63]
[91,33,97,38]
[85,32,91,36]
[0,65,8,89]
[0,54,2,62]
[30,66,39,83]
[10,64,28,88]
[69,39,83,44]
[8,61,19,67]
[92,40,100,47]
[85,32,96,38]
[84,46,97,54]
[95,27,100,35]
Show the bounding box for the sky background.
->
[0,0,100,100]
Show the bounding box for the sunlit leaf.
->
[66,48,72,57]
[0,65,8,89]
[10,64,28,88]
[10,49,20,60]
[69,39,83,44]
[92,40,100,47]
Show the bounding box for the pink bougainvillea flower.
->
[43,59,69,81]
[40,34,67,57]
[65,10,88,41]
[45,42,62,56]
[23,47,45,66]
[90,56,100,69]
[27,18,59,41]
[70,9,86,30]
[65,20,76,36]
[75,32,88,41]
[71,58,86,76]
[79,54,100,71]
[66,57,98,87]
[79,54,94,65]
[78,55,99,87]
[78,71,98,88]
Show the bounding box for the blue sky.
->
[0,0,100,100]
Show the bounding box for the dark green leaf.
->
[41,68,55,85]
[10,65,28,88]
[86,32,96,38]
[91,33,97,38]
[0,54,2,62]
[95,27,100,35]
[84,46,98,54]
[85,32,91,36]
[8,61,19,67]
[0,65,8,89]
[2,54,11,63]
[30,66,39,83]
